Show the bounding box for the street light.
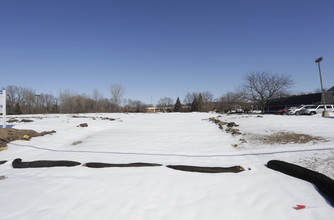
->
[315,56,329,117]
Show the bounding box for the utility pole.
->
[315,56,329,117]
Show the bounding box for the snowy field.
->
[1,112,334,220]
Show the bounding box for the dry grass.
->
[0,128,56,147]
[251,131,327,145]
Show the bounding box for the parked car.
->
[300,105,334,115]
[277,107,290,115]
[286,105,305,115]
[248,110,262,114]
[229,106,244,114]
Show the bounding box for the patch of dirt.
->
[78,123,88,127]
[72,115,95,119]
[6,118,34,123]
[21,119,34,123]
[205,117,244,148]
[250,131,327,145]
[6,118,19,123]
[100,117,116,121]
[0,128,56,147]
[72,115,116,121]
[206,117,241,135]
[206,117,326,147]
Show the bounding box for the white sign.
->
[0,90,6,128]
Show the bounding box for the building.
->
[146,107,162,113]
[265,86,334,113]
[324,86,334,103]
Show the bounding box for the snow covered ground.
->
[1,112,334,220]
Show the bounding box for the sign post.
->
[0,90,6,128]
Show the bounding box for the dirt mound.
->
[253,132,326,145]
[6,118,34,123]
[0,128,56,147]
[206,117,241,135]
[78,123,88,127]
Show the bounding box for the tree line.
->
[158,71,294,113]
[2,71,294,114]
[2,85,147,114]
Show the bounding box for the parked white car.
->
[300,105,334,115]
[286,105,305,115]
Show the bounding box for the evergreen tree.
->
[174,97,182,112]
[14,103,22,114]
[190,97,198,112]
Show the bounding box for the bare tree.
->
[124,99,147,112]
[92,89,104,112]
[110,84,125,112]
[200,91,215,112]
[183,91,215,112]
[242,71,293,113]
[157,97,174,108]
[92,89,101,105]
[4,85,25,114]
[183,92,197,105]
[201,91,214,103]
[39,93,57,113]
[58,90,98,113]
[22,88,36,114]
[4,85,59,114]
[58,89,76,113]
[218,91,246,112]
[4,85,36,114]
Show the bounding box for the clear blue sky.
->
[1,0,333,105]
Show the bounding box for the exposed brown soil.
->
[72,115,116,121]
[0,128,56,147]
[72,141,83,145]
[207,117,327,147]
[6,118,34,123]
[252,131,327,145]
[206,117,241,135]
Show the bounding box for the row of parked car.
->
[278,104,334,115]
